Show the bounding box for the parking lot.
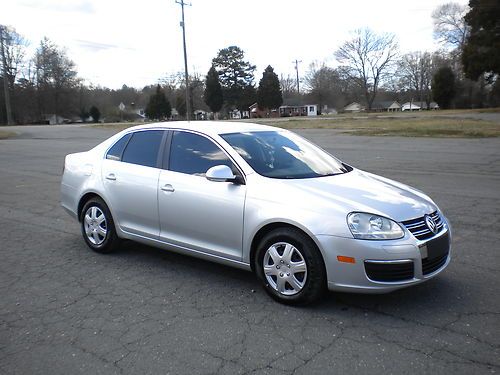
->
[0,124,499,374]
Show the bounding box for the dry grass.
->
[0,130,16,139]
[255,116,500,137]
[88,122,143,132]
[85,109,500,138]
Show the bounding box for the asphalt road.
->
[0,124,499,374]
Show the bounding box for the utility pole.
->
[176,0,191,121]
[0,26,13,125]
[293,59,302,94]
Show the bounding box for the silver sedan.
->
[61,122,451,305]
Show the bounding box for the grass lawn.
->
[255,116,500,137]
[87,108,500,138]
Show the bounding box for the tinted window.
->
[169,131,233,176]
[122,130,164,168]
[221,131,349,179]
[106,133,132,161]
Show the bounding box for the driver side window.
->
[168,131,234,176]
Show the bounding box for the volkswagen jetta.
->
[61,122,451,305]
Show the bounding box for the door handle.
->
[105,173,116,181]
[161,184,175,192]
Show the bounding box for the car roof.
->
[123,121,280,136]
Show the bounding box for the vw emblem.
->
[425,215,438,234]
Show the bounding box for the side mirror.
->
[206,165,237,182]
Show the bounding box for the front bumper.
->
[315,223,451,293]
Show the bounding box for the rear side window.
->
[122,130,164,168]
[106,133,132,161]
[169,131,233,176]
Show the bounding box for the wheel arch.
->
[77,192,108,222]
[249,222,325,273]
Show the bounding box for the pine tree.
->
[145,85,171,120]
[204,66,223,114]
[256,65,283,112]
[89,105,100,123]
[212,46,256,111]
[462,0,500,82]
[432,67,456,109]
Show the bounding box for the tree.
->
[335,28,398,110]
[304,62,343,111]
[256,65,282,112]
[397,51,433,105]
[229,85,256,116]
[79,107,89,122]
[212,46,256,112]
[89,105,100,123]
[462,0,500,82]
[145,85,171,120]
[432,3,470,50]
[432,66,456,109]
[175,94,186,118]
[279,74,296,98]
[203,65,223,114]
[0,25,27,124]
[34,38,79,119]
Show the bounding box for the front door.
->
[158,131,246,260]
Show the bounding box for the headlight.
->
[347,212,404,240]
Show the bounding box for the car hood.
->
[257,169,436,222]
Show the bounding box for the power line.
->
[175,0,191,121]
[293,59,302,94]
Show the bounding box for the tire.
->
[254,227,326,305]
[80,197,120,254]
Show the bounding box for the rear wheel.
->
[80,197,119,253]
[254,228,326,305]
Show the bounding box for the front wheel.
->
[80,197,120,253]
[254,228,326,305]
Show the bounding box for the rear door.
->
[158,130,246,260]
[102,130,167,238]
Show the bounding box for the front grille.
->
[402,211,444,240]
[422,232,450,275]
[365,261,414,282]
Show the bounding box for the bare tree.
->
[397,51,433,105]
[304,62,342,111]
[34,38,79,120]
[0,25,27,124]
[432,2,470,50]
[279,74,296,98]
[335,28,398,110]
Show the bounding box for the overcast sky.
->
[2,0,467,89]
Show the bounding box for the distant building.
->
[249,102,280,118]
[343,102,365,113]
[194,110,208,120]
[401,101,439,111]
[371,101,401,112]
[230,109,249,119]
[41,114,69,125]
[279,104,318,117]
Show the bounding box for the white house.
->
[306,104,318,116]
[371,101,401,112]
[401,101,439,111]
[343,102,365,113]
[42,114,69,125]
[401,102,421,111]
[279,104,318,117]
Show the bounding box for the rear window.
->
[121,130,164,168]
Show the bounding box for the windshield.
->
[221,131,350,179]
